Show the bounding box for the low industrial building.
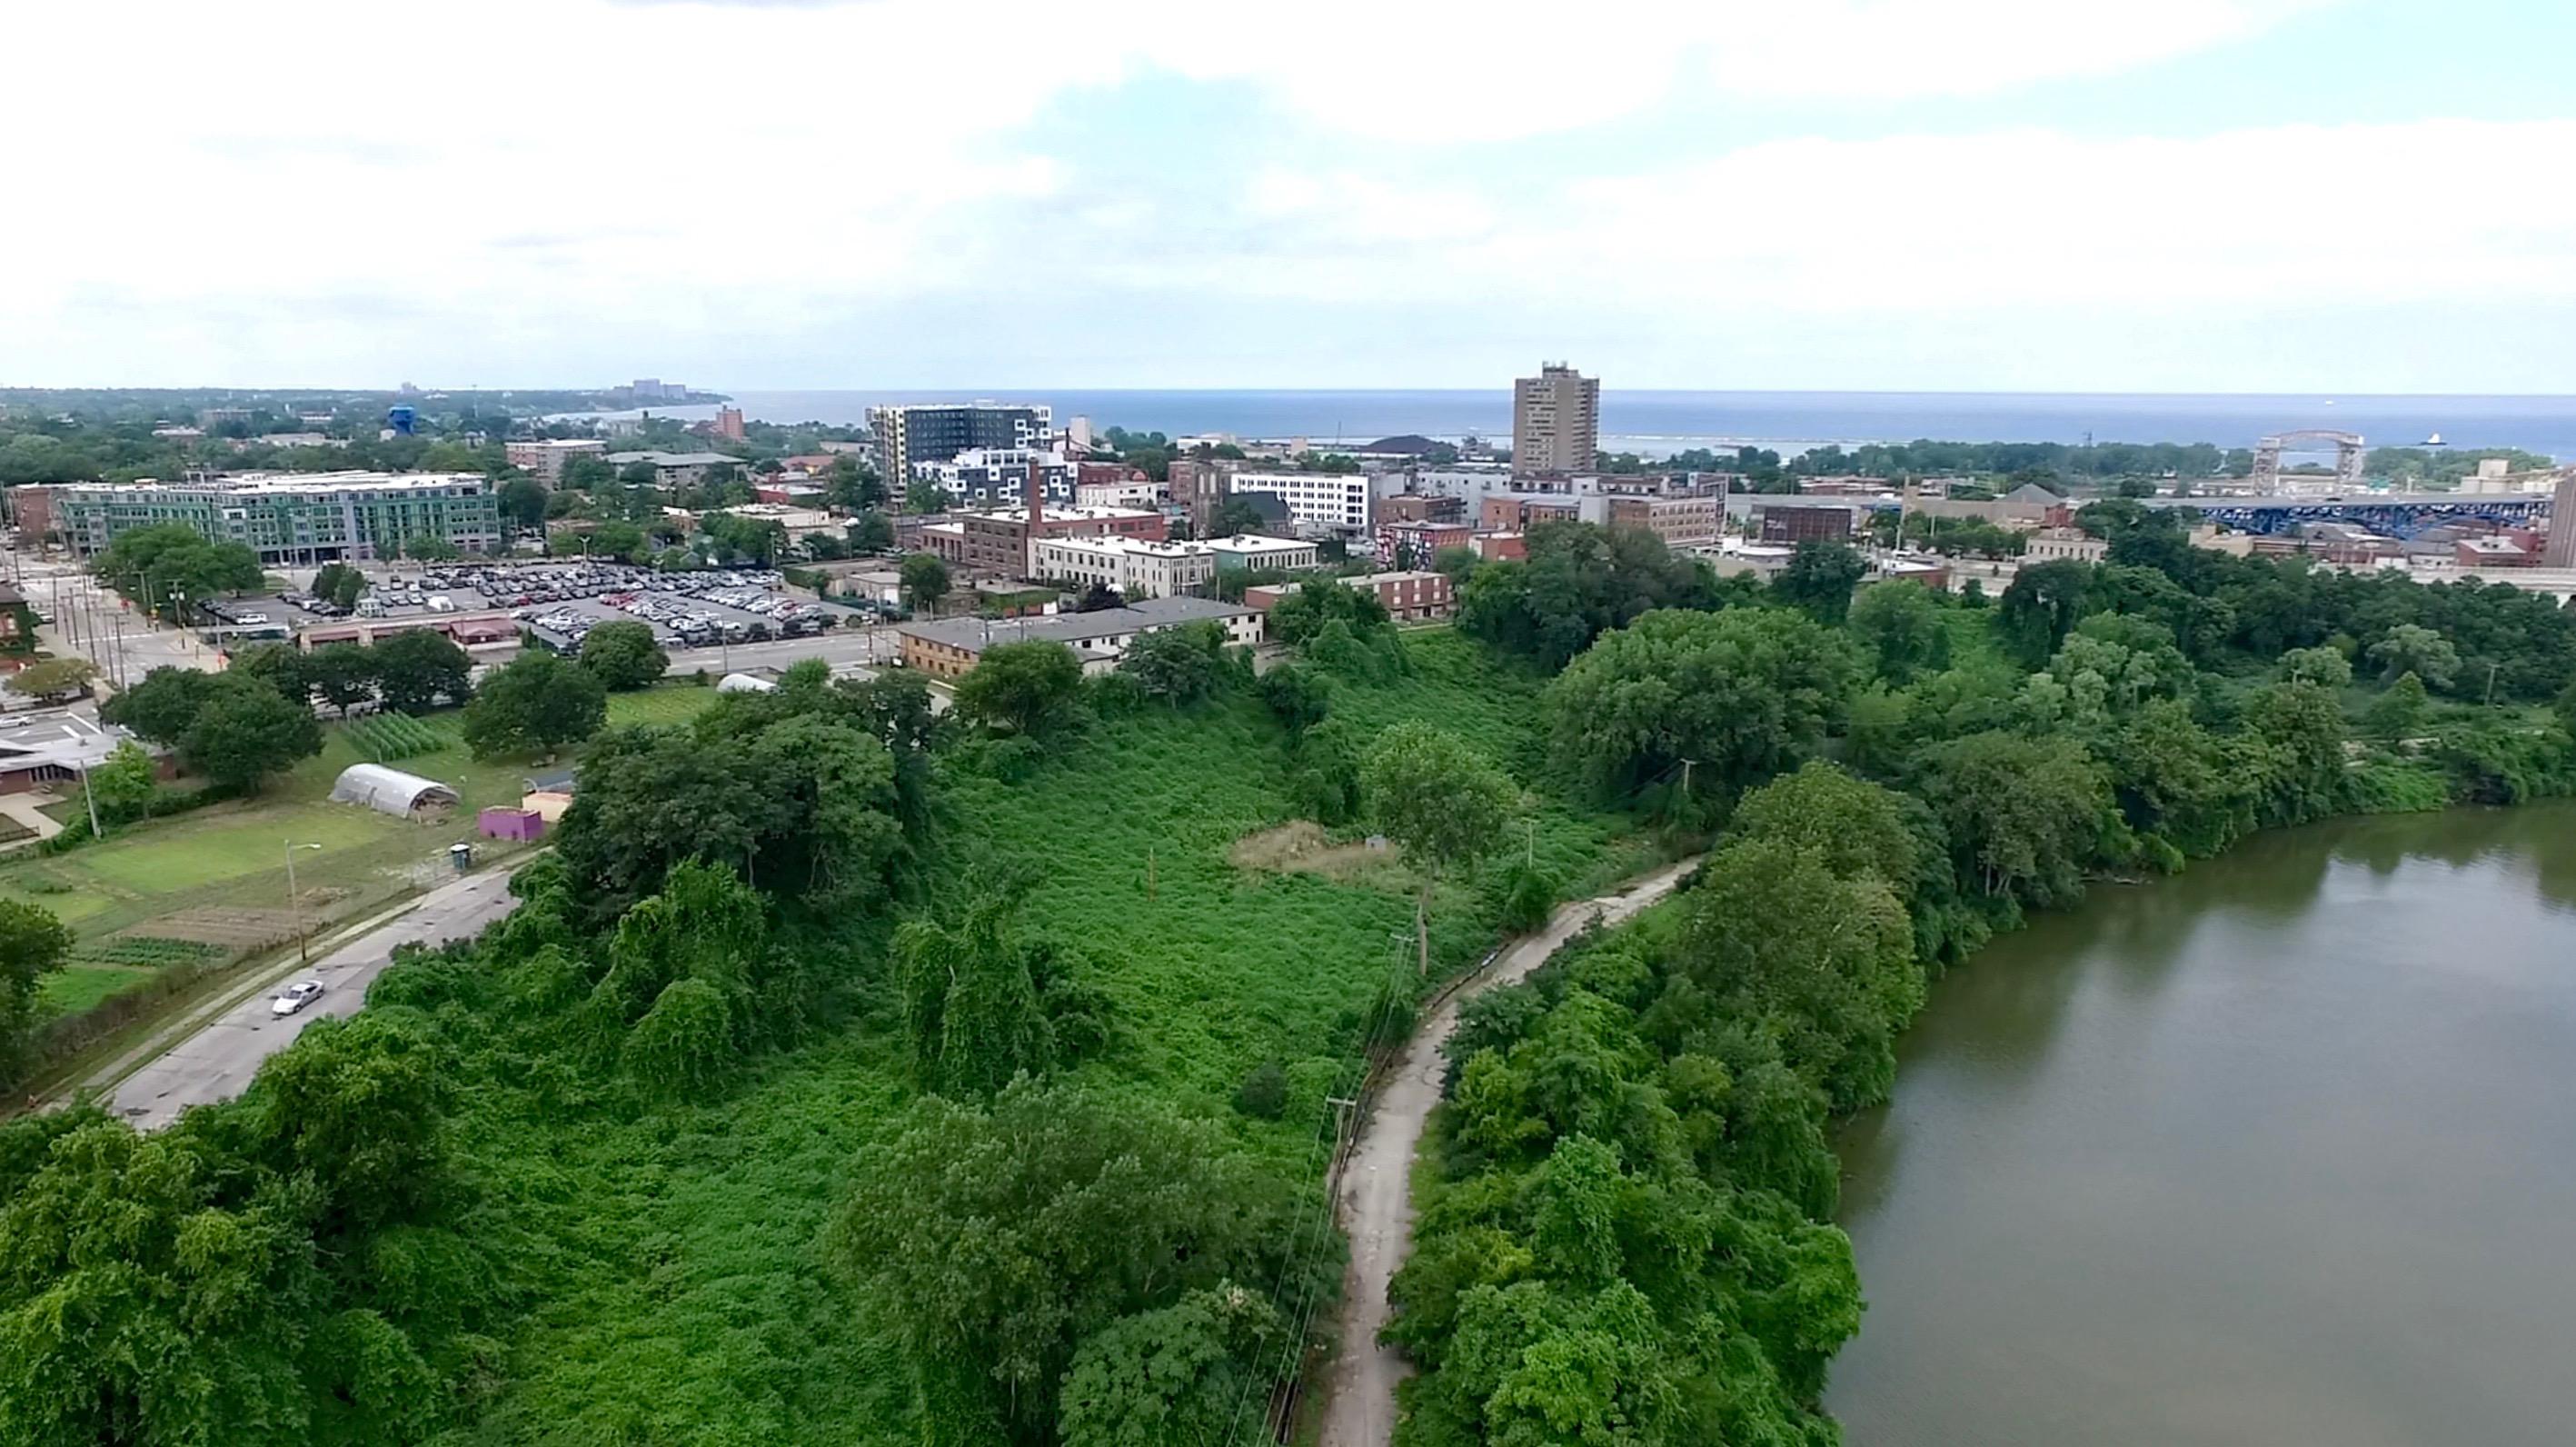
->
[895,596,1263,679]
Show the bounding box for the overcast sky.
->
[6,0,2571,393]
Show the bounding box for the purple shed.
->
[478,806,545,842]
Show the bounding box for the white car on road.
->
[270,980,325,1017]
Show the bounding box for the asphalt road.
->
[1317,858,1700,1447]
[103,864,525,1130]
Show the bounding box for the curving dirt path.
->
[1317,858,1700,1447]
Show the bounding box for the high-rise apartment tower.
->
[1512,363,1599,474]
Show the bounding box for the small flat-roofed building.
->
[1202,535,1320,574]
[896,595,1261,679]
[0,711,164,794]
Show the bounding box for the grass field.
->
[4,687,724,1025]
[35,965,153,1016]
[604,684,722,727]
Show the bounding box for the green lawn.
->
[35,964,152,1016]
[604,684,721,728]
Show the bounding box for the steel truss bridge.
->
[2145,493,2552,539]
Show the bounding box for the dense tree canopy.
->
[578,619,669,691]
[461,649,607,760]
[1545,607,1859,808]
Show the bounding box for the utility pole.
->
[75,762,100,838]
[2486,658,2500,706]
[284,841,323,963]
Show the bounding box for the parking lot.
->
[254,561,850,651]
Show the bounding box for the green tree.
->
[98,665,221,744]
[2367,623,2461,691]
[825,1081,1298,1447]
[461,650,607,760]
[2240,681,2351,826]
[497,477,549,536]
[1773,540,1867,624]
[304,642,378,714]
[368,629,473,714]
[1994,558,2095,667]
[181,675,323,793]
[2280,644,2353,690]
[0,1119,321,1444]
[579,619,669,691]
[1845,580,1950,684]
[83,741,158,825]
[900,552,952,615]
[956,640,1087,743]
[584,520,648,564]
[2367,671,2433,741]
[310,561,369,613]
[0,899,73,1080]
[5,656,95,699]
[1729,761,1917,896]
[90,524,264,615]
[1681,838,1922,1109]
[1910,730,2110,907]
[1254,661,1331,736]
[1058,1289,1281,1447]
[1544,607,1859,808]
[1117,622,1228,705]
[896,897,1056,1098]
[847,509,896,553]
[1363,721,1516,974]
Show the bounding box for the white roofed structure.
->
[330,763,461,819]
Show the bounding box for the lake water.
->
[1827,803,2576,1446]
[696,390,2576,462]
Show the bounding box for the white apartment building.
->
[921,447,1079,506]
[1203,535,1321,572]
[505,438,608,483]
[1077,477,1164,510]
[1029,535,1218,599]
[1228,472,1370,532]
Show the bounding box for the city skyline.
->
[5,1,2571,394]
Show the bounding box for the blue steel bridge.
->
[2143,493,2553,539]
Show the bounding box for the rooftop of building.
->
[955,504,1160,526]
[1037,534,1209,559]
[52,470,488,496]
[604,450,738,467]
[898,594,1255,654]
[0,709,151,774]
[1202,534,1315,551]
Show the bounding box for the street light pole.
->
[284,840,324,963]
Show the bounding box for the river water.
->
[1828,803,2576,1447]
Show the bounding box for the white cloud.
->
[5,0,2554,392]
[1103,0,2342,142]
